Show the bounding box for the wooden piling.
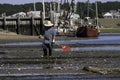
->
[30,16,34,36]
[3,17,6,30]
[16,17,20,34]
[39,12,44,35]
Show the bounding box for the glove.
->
[52,39,55,44]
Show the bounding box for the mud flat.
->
[0,46,120,76]
[0,34,120,79]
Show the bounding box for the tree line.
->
[0,1,120,18]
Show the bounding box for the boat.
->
[54,0,79,36]
[76,1,100,37]
[42,0,100,37]
[76,24,99,37]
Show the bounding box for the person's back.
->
[44,27,56,44]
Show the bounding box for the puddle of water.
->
[2,76,120,80]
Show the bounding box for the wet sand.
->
[0,33,120,77]
[0,34,40,44]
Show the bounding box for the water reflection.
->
[54,46,120,51]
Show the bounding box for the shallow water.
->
[54,46,120,51]
[1,34,120,46]
[0,34,120,51]
[57,35,120,45]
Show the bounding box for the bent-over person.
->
[41,20,56,57]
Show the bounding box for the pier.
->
[0,17,49,35]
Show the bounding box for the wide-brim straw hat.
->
[44,20,53,27]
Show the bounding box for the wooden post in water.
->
[40,0,46,35]
[40,12,43,35]
[3,17,6,30]
[16,16,20,34]
[30,16,34,36]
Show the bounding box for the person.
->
[41,20,56,57]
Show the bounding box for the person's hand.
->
[39,35,44,39]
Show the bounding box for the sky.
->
[0,0,119,5]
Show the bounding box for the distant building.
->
[103,12,113,18]
[103,9,120,19]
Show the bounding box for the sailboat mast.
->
[57,0,60,12]
[42,0,45,19]
[87,0,89,17]
[33,0,36,11]
[95,1,98,26]
[53,0,56,21]
[74,0,77,13]
[95,1,100,33]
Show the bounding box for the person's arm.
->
[52,27,56,43]
[39,35,44,39]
